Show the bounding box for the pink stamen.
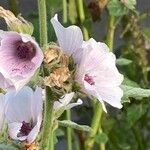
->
[84,74,95,85]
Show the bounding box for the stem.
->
[106,15,116,51]
[41,87,55,150]
[63,0,68,23]
[77,0,89,40]
[8,0,19,15]
[38,0,48,49]
[66,110,72,150]
[84,102,103,150]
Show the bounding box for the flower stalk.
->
[66,110,72,150]
[84,102,103,150]
[38,0,54,149]
[41,87,55,150]
[38,0,48,49]
[77,0,89,40]
[106,15,116,51]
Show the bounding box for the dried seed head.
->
[24,141,38,150]
[44,67,70,87]
[44,47,59,63]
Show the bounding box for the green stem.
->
[84,102,103,150]
[8,0,19,15]
[77,0,89,40]
[66,110,72,150]
[41,87,55,150]
[63,0,68,23]
[106,15,116,51]
[38,0,48,49]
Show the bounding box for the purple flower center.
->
[16,41,36,60]
[17,121,33,137]
[84,74,95,85]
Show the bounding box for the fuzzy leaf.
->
[121,85,150,102]
[58,120,92,132]
[107,0,128,16]
[116,58,132,66]
[95,132,108,144]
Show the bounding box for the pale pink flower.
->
[53,92,82,112]
[0,30,43,91]
[0,93,5,130]
[51,14,83,63]
[5,86,43,143]
[76,38,124,112]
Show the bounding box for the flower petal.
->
[27,115,42,144]
[66,99,83,109]
[51,14,83,55]
[96,86,123,109]
[5,86,33,123]
[0,93,5,130]
[8,122,27,141]
[31,87,43,123]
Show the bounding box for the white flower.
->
[0,93,5,130]
[76,38,124,112]
[51,14,83,64]
[53,92,82,112]
[5,86,43,143]
[0,31,43,91]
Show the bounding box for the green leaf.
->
[121,0,136,10]
[116,58,132,66]
[142,27,150,40]
[121,85,150,102]
[58,120,92,132]
[95,132,108,144]
[126,103,148,128]
[0,144,20,150]
[107,0,128,17]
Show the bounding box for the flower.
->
[0,93,5,130]
[0,30,43,91]
[76,38,124,112]
[5,86,43,143]
[51,14,83,63]
[53,92,82,112]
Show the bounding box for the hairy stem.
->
[77,0,89,40]
[66,110,72,150]
[106,15,116,51]
[38,0,48,49]
[63,0,68,23]
[41,87,55,150]
[84,102,103,150]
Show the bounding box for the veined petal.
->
[31,87,43,123]
[5,86,33,123]
[51,14,83,55]
[8,122,27,141]
[0,93,5,130]
[27,115,42,144]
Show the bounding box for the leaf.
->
[121,85,150,102]
[121,0,136,10]
[0,144,19,150]
[107,0,128,17]
[126,103,149,128]
[95,132,108,144]
[58,120,92,132]
[116,58,132,66]
[142,27,150,40]
[122,78,139,87]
